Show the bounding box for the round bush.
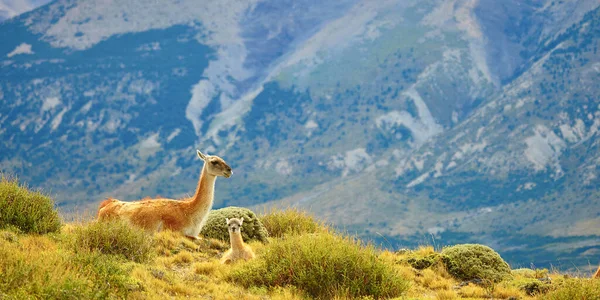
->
[441,244,511,283]
[0,175,61,234]
[228,232,409,299]
[200,207,268,243]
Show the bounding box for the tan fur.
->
[97,150,232,239]
[220,218,255,264]
[594,264,600,279]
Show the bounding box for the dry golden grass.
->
[418,268,454,290]
[456,283,488,298]
[436,289,458,300]
[492,283,525,299]
[1,208,598,300]
[125,230,305,300]
[415,245,437,255]
[170,250,195,265]
[259,206,326,238]
[0,229,136,298]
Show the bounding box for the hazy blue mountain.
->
[0,0,53,22]
[1,0,599,270]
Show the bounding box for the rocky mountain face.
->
[1,0,599,269]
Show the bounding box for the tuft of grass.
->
[170,251,194,265]
[0,233,135,299]
[194,261,219,275]
[259,207,324,238]
[545,278,600,300]
[441,244,512,284]
[416,268,453,291]
[491,282,527,299]
[436,289,458,300]
[228,232,409,299]
[0,175,61,234]
[73,220,154,263]
[456,283,488,298]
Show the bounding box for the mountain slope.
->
[0,0,52,22]
[1,0,599,268]
[269,5,600,267]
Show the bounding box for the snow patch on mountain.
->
[304,120,318,137]
[407,172,429,188]
[395,153,432,177]
[41,96,60,111]
[50,107,68,131]
[275,160,293,176]
[138,132,161,158]
[7,43,34,57]
[167,129,181,143]
[384,86,444,143]
[205,85,264,146]
[327,148,373,177]
[79,101,92,114]
[186,80,217,135]
[524,125,566,173]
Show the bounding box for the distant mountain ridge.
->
[1,0,599,269]
[0,0,52,22]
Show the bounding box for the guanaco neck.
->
[189,163,217,212]
[229,231,245,250]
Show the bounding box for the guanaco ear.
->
[226,218,230,225]
[239,217,244,225]
[197,149,207,160]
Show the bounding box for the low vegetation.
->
[545,278,600,299]
[229,232,409,299]
[0,175,61,234]
[72,219,155,263]
[1,180,599,299]
[441,243,512,284]
[0,230,136,298]
[258,207,324,238]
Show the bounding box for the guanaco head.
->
[197,150,233,178]
[226,217,244,234]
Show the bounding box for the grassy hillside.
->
[1,177,599,299]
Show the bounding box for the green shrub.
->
[0,175,61,234]
[404,253,444,270]
[259,207,323,238]
[512,268,537,278]
[228,232,409,299]
[200,206,268,243]
[518,279,551,296]
[512,268,549,279]
[73,220,154,263]
[441,244,511,283]
[545,279,600,300]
